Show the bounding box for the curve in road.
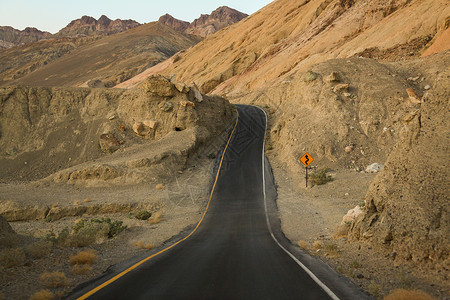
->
[70,105,371,300]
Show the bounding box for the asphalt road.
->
[70,105,371,300]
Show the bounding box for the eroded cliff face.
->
[0,75,234,185]
[348,57,449,266]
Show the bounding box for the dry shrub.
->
[134,240,154,250]
[334,224,350,239]
[308,168,333,185]
[312,241,323,250]
[297,240,309,250]
[135,211,152,220]
[51,204,58,209]
[69,250,97,265]
[384,289,436,300]
[368,281,382,298]
[72,264,93,275]
[29,289,54,300]
[25,240,52,259]
[73,200,80,205]
[324,243,339,256]
[0,247,25,268]
[40,271,70,288]
[69,222,109,247]
[148,211,162,224]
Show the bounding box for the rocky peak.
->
[186,6,248,37]
[0,26,52,49]
[159,6,248,38]
[57,15,140,37]
[158,14,190,32]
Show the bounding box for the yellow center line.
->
[77,108,240,300]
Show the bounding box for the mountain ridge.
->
[159,6,248,37]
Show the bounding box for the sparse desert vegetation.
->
[307,168,333,186]
[148,211,163,225]
[134,210,152,221]
[40,271,70,288]
[25,240,52,259]
[69,250,98,266]
[29,289,54,300]
[134,240,154,250]
[0,247,25,268]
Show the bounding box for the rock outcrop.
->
[56,15,140,37]
[185,6,248,37]
[158,7,248,38]
[158,14,190,33]
[349,63,449,265]
[0,75,234,184]
[0,26,52,49]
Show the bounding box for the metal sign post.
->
[299,152,314,187]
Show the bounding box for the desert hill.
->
[123,0,448,95]
[55,15,141,37]
[159,6,248,38]
[0,75,233,184]
[0,8,247,88]
[7,22,199,88]
[0,26,52,49]
[0,15,139,50]
[0,36,100,86]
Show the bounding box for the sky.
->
[0,0,273,34]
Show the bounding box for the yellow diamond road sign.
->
[300,152,314,167]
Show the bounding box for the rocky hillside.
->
[125,0,448,95]
[348,53,449,266]
[56,15,141,37]
[0,26,52,49]
[0,75,234,184]
[186,6,248,37]
[3,22,199,88]
[158,14,190,33]
[159,6,248,38]
[0,36,99,86]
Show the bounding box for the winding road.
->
[69,105,372,300]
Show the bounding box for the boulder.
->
[143,120,158,129]
[133,122,145,135]
[99,133,120,153]
[325,72,340,83]
[342,205,363,224]
[365,163,384,173]
[180,101,195,108]
[190,82,203,102]
[406,88,421,104]
[159,101,174,112]
[141,75,176,97]
[302,70,319,82]
[0,216,15,236]
[344,145,354,153]
[333,83,349,93]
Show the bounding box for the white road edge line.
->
[256,106,341,300]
